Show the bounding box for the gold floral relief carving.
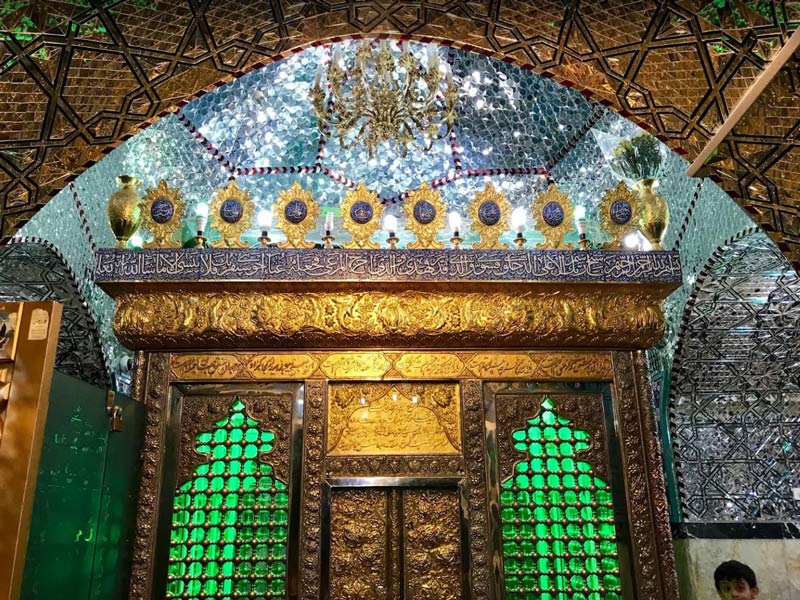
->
[115,290,666,350]
[327,383,461,455]
[632,350,680,599]
[318,352,392,379]
[325,455,464,477]
[461,379,490,599]
[301,380,325,600]
[404,488,462,600]
[329,489,388,600]
[130,353,171,600]
[612,351,667,599]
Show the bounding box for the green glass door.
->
[21,371,144,599]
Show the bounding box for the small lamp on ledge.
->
[194,202,209,248]
[448,212,463,249]
[511,207,527,250]
[575,205,589,250]
[322,212,335,249]
[384,215,399,249]
[257,209,273,247]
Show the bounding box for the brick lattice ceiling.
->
[0,1,799,270]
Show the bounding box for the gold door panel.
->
[324,480,466,600]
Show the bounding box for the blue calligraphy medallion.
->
[285,200,308,224]
[220,199,244,224]
[413,200,436,225]
[610,200,633,225]
[350,201,373,225]
[478,201,501,226]
[542,201,564,227]
[150,198,174,224]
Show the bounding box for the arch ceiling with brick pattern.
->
[0,1,798,268]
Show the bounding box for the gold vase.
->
[107,175,143,248]
[634,178,669,251]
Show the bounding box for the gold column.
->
[0,301,62,600]
[611,351,678,600]
[129,352,171,600]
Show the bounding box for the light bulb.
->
[448,212,461,235]
[623,232,640,249]
[511,207,526,234]
[195,202,209,235]
[257,209,273,229]
[427,46,438,70]
[384,214,398,235]
[574,205,587,235]
[129,233,143,248]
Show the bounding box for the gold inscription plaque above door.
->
[327,383,461,455]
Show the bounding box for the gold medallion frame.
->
[209,181,254,248]
[599,181,641,249]
[274,182,320,249]
[142,180,185,249]
[468,183,512,249]
[340,183,382,249]
[532,184,574,250]
[403,183,446,250]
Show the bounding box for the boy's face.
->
[717,578,759,600]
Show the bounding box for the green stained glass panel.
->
[166,398,289,598]
[500,396,621,599]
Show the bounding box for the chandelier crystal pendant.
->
[310,41,459,157]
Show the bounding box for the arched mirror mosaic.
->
[670,232,800,524]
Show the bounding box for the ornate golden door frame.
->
[96,247,681,600]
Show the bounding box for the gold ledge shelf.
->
[96,249,681,351]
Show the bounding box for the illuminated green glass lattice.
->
[501,397,621,600]
[167,399,289,599]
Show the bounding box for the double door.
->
[322,479,468,600]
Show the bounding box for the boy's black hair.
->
[714,560,757,590]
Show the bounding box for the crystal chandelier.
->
[310,41,459,157]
